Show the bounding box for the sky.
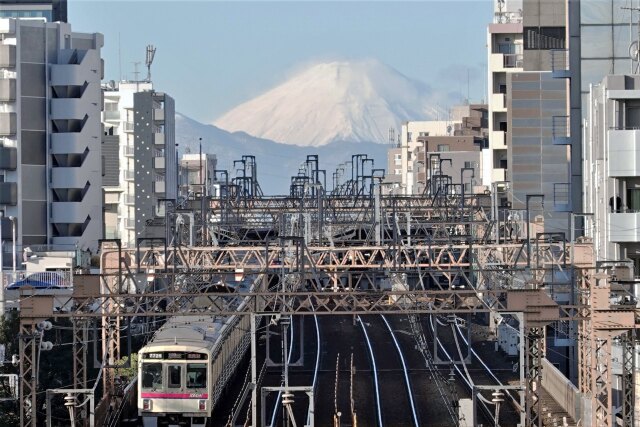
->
[70,1,492,124]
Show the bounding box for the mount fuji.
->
[213,59,462,147]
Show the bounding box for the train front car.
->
[138,317,220,427]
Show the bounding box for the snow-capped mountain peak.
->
[213,59,457,147]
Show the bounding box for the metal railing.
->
[124,170,135,181]
[553,183,571,207]
[1,269,73,290]
[124,146,134,156]
[124,218,135,229]
[124,194,135,205]
[550,49,569,72]
[493,11,523,24]
[123,121,134,132]
[503,54,523,68]
[552,115,570,139]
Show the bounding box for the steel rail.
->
[357,315,383,427]
[380,315,419,427]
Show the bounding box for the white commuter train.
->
[137,307,251,426]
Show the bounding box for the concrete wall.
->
[0,18,103,257]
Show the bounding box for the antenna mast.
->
[146,44,156,82]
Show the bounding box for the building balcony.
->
[491,130,506,149]
[124,146,134,157]
[154,132,165,146]
[154,108,164,122]
[552,116,570,145]
[154,156,165,170]
[124,218,136,229]
[608,212,640,242]
[607,129,640,177]
[51,202,89,223]
[154,180,165,194]
[492,168,506,182]
[0,112,16,136]
[103,110,120,121]
[0,45,16,68]
[124,170,135,181]
[123,121,134,133]
[124,194,135,205]
[0,78,16,101]
[0,146,16,170]
[0,182,17,205]
[491,93,506,112]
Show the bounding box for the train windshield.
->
[141,363,162,389]
[187,363,207,388]
[168,365,182,388]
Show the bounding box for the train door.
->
[164,364,185,414]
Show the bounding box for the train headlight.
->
[199,399,207,411]
[143,399,152,411]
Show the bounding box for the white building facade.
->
[102,81,153,246]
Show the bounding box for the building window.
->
[437,144,450,152]
[407,132,412,142]
[394,169,401,175]
[419,132,429,137]
[524,27,565,50]
[464,161,475,169]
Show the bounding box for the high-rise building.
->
[0,18,103,260]
[133,90,177,244]
[102,81,153,246]
[0,0,67,22]
[484,0,580,234]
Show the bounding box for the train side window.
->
[142,363,162,389]
[168,365,182,389]
[187,363,207,388]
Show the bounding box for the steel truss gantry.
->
[15,189,640,427]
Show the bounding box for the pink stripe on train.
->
[141,392,209,399]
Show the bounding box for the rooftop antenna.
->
[388,127,395,146]
[145,44,156,82]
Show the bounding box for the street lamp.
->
[525,194,545,268]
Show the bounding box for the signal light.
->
[199,399,207,411]
[143,399,151,410]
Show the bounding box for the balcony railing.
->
[124,170,135,181]
[124,218,136,229]
[551,49,570,78]
[104,110,120,121]
[123,121,134,133]
[124,194,135,205]
[124,146,134,156]
[552,115,570,144]
[503,54,523,68]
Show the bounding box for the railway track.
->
[428,314,522,426]
[358,315,420,427]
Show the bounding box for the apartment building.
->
[386,105,487,195]
[483,0,581,235]
[102,80,153,246]
[483,0,522,188]
[0,0,67,22]
[0,19,103,262]
[180,153,217,197]
[133,90,177,243]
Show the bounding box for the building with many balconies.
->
[133,90,177,244]
[0,18,103,260]
[102,80,153,246]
